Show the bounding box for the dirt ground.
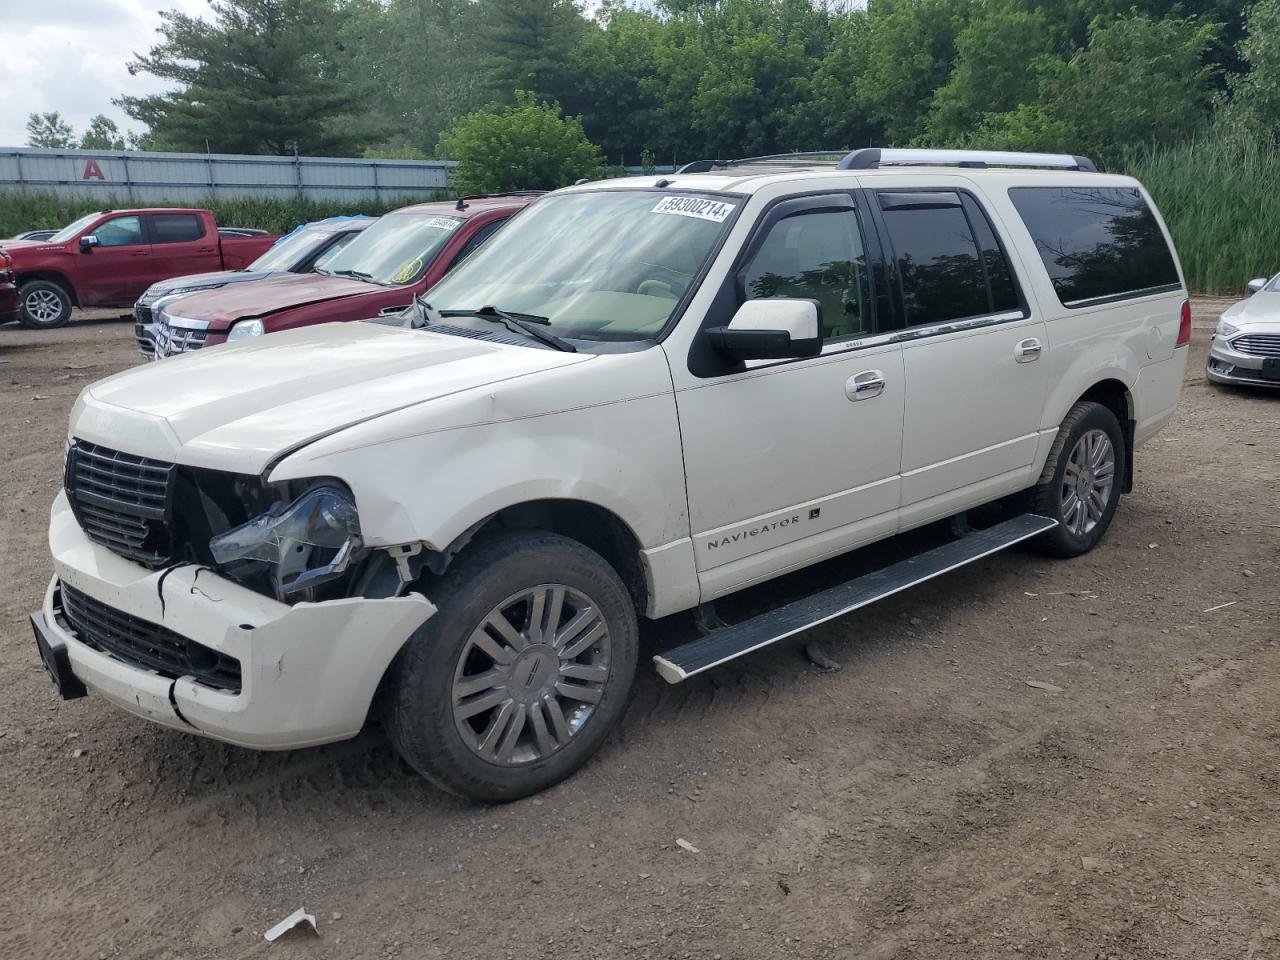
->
[0,300,1276,960]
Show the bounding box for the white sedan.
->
[1207,274,1280,388]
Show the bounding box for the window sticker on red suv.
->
[423,217,462,231]
[651,196,734,223]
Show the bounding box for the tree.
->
[1228,0,1280,137]
[80,115,126,150]
[117,0,365,155]
[438,93,604,194]
[474,0,586,101]
[26,112,75,148]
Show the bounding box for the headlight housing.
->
[228,318,266,341]
[209,485,363,598]
[1215,318,1240,340]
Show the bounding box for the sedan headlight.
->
[1215,318,1240,339]
[228,318,266,341]
[210,485,363,597]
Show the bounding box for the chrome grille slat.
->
[59,583,241,693]
[1232,333,1280,358]
[65,441,176,567]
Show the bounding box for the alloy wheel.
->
[1060,428,1115,537]
[451,585,611,766]
[24,289,64,324]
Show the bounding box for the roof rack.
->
[674,148,1097,175]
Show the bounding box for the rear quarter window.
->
[1008,186,1179,307]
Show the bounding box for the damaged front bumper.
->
[38,491,435,750]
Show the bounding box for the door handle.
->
[131,250,150,257]
[196,247,216,254]
[379,304,411,316]
[845,369,885,401]
[1015,338,1042,363]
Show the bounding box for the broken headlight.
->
[209,485,364,598]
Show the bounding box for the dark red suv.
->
[149,194,539,357]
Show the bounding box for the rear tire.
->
[19,280,72,329]
[382,530,638,802]
[1029,401,1125,558]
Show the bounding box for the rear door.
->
[870,187,1049,527]
[146,212,215,280]
[77,214,151,305]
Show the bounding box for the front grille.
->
[65,441,175,566]
[1231,333,1280,358]
[154,323,209,357]
[134,304,156,358]
[59,583,241,693]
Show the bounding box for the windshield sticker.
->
[652,195,734,223]
[392,257,423,284]
[423,216,462,231]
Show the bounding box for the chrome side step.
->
[653,513,1057,684]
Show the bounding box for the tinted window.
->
[961,194,1019,313]
[95,216,144,247]
[878,193,990,326]
[150,214,204,244]
[742,209,870,340]
[1009,186,1179,306]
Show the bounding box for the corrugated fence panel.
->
[0,148,454,203]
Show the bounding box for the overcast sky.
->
[1,0,209,147]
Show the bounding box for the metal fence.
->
[0,147,454,203]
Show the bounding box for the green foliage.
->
[475,0,585,101]
[437,94,604,194]
[116,0,365,155]
[1228,0,1280,137]
[0,189,438,241]
[26,112,75,149]
[80,115,127,151]
[1122,130,1280,293]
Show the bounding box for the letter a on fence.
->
[82,160,105,181]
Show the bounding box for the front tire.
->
[19,280,72,329]
[383,531,639,802]
[1030,401,1125,558]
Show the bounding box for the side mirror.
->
[706,299,822,361]
[79,235,100,252]
[1247,277,1268,294]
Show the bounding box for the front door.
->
[76,214,151,306]
[870,189,1049,526]
[672,195,905,601]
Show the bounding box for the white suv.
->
[32,149,1190,801]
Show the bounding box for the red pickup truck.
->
[0,208,277,329]
[148,195,538,357]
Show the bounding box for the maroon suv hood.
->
[162,272,383,327]
[0,239,66,256]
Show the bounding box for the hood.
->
[143,270,278,304]
[161,272,377,327]
[0,239,67,256]
[1222,291,1280,330]
[71,321,590,474]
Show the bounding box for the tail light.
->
[1176,299,1191,346]
[0,251,11,282]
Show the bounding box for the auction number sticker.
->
[424,217,462,230]
[652,195,734,223]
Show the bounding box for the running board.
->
[653,513,1057,684]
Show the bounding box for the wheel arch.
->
[16,271,79,306]
[1076,379,1135,493]
[431,498,650,615]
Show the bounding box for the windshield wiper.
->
[439,305,577,353]
[329,268,381,284]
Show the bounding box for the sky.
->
[1,0,209,147]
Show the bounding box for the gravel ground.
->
[0,300,1276,960]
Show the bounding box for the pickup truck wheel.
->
[19,280,72,329]
[1029,401,1125,558]
[383,531,638,802]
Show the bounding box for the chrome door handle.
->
[845,369,885,401]
[1015,338,1042,363]
[378,304,411,316]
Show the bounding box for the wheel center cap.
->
[510,645,557,700]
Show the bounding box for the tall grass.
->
[0,189,445,240]
[1122,132,1280,295]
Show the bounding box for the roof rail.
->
[672,148,1098,175]
[836,148,1097,172]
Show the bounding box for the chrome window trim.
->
[819,309,1027,355]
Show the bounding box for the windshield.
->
[49,213,103,244]
[426,191,739,341]
[1265,273,1280,292]
[248,227,343,272]
[317,212,461,285]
